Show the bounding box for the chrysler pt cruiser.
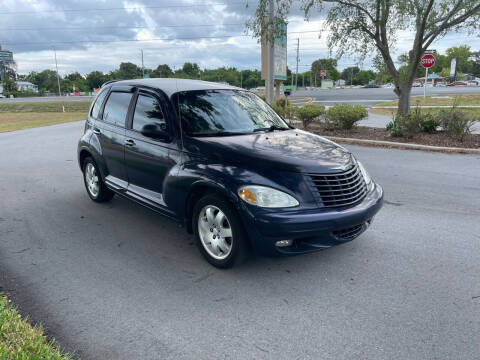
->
[78,79,383,268]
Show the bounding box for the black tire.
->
[192,194,249,268]
[82,157,115,203]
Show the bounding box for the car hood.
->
[183,129,353,173]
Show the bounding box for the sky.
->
[1,0,479,76]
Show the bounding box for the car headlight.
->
[357,161,373,190]
[238,185,299,208]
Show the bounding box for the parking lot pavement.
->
[0,121,479,360]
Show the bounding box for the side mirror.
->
[141,122,169,140]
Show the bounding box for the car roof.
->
[106,78,243,97]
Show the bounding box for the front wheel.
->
[193,194,249,268]
[83,157,114,202]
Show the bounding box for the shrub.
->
[386,107,438,138]
[435,107,475,141]
[295,104,325,130]
[271,98,294,120]
[325,104,368,130]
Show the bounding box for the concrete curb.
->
[324,136,480,154]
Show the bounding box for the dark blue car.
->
[78,79,383,268]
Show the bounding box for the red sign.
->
[320,70,327,77]
[421,54,435,68]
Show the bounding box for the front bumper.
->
[240,183,384,256]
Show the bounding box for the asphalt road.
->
[290,86,480,106]
[1,121,479,360]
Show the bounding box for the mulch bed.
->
[306,124,480,149]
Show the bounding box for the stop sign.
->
[320,70,327,77]
[421,54,435,68]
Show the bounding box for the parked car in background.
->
[447,81,467,87]
[467,81,479,86]
[382,83,394,88]
[362,84,379,88]
[436,81,446,87]
[412,82,422,87]
[77,79,383,268]
[0,94,5,98]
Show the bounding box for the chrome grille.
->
[309,164,367,208]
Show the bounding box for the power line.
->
[0,1,256,15]
[0,31,323,47]
[0,23,245,31]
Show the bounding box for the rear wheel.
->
[193,194,249,268]
[83,157,114,202]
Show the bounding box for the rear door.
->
[124,89,177,207]
[95,89,134,190]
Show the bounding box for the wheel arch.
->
[184,180,238,234]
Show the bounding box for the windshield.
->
[177,89,290,136]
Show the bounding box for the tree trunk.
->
[395,82,412,116]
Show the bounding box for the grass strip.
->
[0,101,91,113]
[0,294,72,359]
[0,112,85,132]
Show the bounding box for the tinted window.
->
[132,94,166,132]
[102,92,133,127]
[177,90,289,136]
[90,88,109,119]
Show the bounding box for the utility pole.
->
[266,0,274,104]
[141,49,144,78]
[295,38,299,89]
[240,71,243,88]
[53,46,61,97]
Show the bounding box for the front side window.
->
[90,88,109,119]
[102,92,133,127]
[132,94,166,132]
[177,90,289,136]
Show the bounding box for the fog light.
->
[275,240,293,247]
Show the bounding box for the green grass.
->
[0,112,86,132]
[0,101,91,113]
[0,294,72,359]
[371,94,480,119]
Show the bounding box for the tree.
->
[445,45,472,74]
[86,71,106,89]
[114,62,142,80]
[180,62,201,78]
[341,66,360,85]
[311,58,337,86]
[151,64,174,78]
[247,0,480,115]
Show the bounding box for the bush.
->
[271,98,294,120]
[386,107,438,138]
[436,107,475,141]
[325,104,368,130]
[295,104,325,130]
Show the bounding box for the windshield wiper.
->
[253,125,289,132]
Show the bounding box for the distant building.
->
[16,81,38,93]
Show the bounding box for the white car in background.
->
[383,83,394,88]
[0,94,5,98]
[412,82,422,87]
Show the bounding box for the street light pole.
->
[141,49,144,78]
[53,46,61,97]
[266,0,274,104]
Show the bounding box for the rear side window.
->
[102,92,133,127]
[90,88,108,119]
[132,94,166,132]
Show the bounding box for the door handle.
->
[125,139,136,146]
[92,128,101,135]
